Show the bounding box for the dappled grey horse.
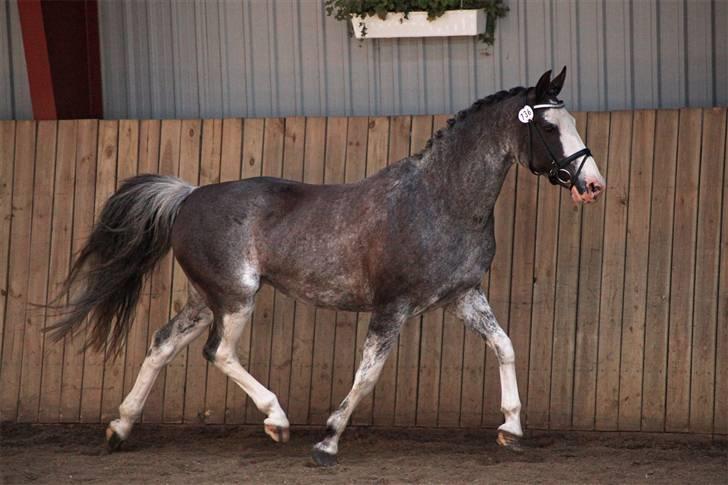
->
[50,68,605,466]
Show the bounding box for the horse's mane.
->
[421,86,528,153]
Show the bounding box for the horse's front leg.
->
[312,310,406,466]
[451,287,523,449]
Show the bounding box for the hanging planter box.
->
[351,9,487,39]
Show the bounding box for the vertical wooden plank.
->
[330,117,367,415]
[398,115,431,426]
[17,121,57,423]
[59,120,98,423]
[460,313,486,427]
[0,121,35,421]
[595,111,632,430]
[167,119,200,424]
[245,118,284,423]
[572,112,610,429]
[225,118,262,424]
[308,117,347,424]
[38,121,76,422]
[100,120,139,423]
[506,161,539,426]
[352,116,389,426]
[437,285,466,426]
[288,117,325,425]
[34,125,71,423]
[665,108,702,432]
[525,174,560,429]
[482,165,517,427]
[715,112,728,436]
[199,120,228,424]
[268,117,305,417]
[143,120,180,423]
[119,120,149,411]
[218,118,243,423]
[219,119,243,183]
[641,110,679,432]
[0,122,15,369]
[460,120,491,427]
[134,120,162,422]
[433,115,467,428]
[549,112,586,429]
[689,108,725,433]
[373,115,411,426]
[618,110,656,430]
[80,120,118,423]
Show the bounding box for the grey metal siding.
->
[2,0,32,119]
[1,0,726,120]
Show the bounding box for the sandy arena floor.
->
[1,423,725,484]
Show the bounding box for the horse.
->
[49,67,605,466]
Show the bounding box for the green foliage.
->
[324,0,509,45]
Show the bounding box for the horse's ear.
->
[534,70,552,101]
[548,66,567,96]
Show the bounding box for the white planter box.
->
[351,9,487,39]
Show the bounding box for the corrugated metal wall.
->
[1,0,31,120]
[2,0,726,120]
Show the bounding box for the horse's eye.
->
[543,124,556,133]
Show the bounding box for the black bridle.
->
[520,102,591,188]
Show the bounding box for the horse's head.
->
[519,67,606,204]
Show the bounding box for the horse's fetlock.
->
[118,403,140,422]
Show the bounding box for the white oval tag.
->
[518,106,534,123]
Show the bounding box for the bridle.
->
[518,102,591,188]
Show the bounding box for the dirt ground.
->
[1,423,725,484]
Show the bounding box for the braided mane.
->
[421,86,529,153]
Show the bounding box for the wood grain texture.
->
[595,111,632,431]
[618,110,655,431]
[2,110,724,436]
[665,109,702,432]
[641,110,679,432]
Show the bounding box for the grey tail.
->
[46,174,196,359]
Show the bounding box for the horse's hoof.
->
[264,424,290,443]
[496,430,524,452]
[105,427,124,452]
[311,447,337,467]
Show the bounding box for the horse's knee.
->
[491,332,515,364]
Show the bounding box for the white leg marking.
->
[212,309,289,430]
[110,305,212,439]
[454,289,523,437]
[315,328,399,456]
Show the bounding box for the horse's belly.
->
[263,273,374,312]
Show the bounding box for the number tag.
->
[518,106,534,123]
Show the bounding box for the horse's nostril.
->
[589,182,603,195]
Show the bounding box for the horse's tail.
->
[47,174,196,358]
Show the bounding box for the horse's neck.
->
[421,114,516,225]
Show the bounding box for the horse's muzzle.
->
[571,176,605,204]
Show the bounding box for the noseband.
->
[518,102,591,188]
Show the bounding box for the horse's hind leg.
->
[204,297,290,442]
[106,291,212,450]
[312,310,406,466]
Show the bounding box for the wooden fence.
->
[0,109,726,435]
